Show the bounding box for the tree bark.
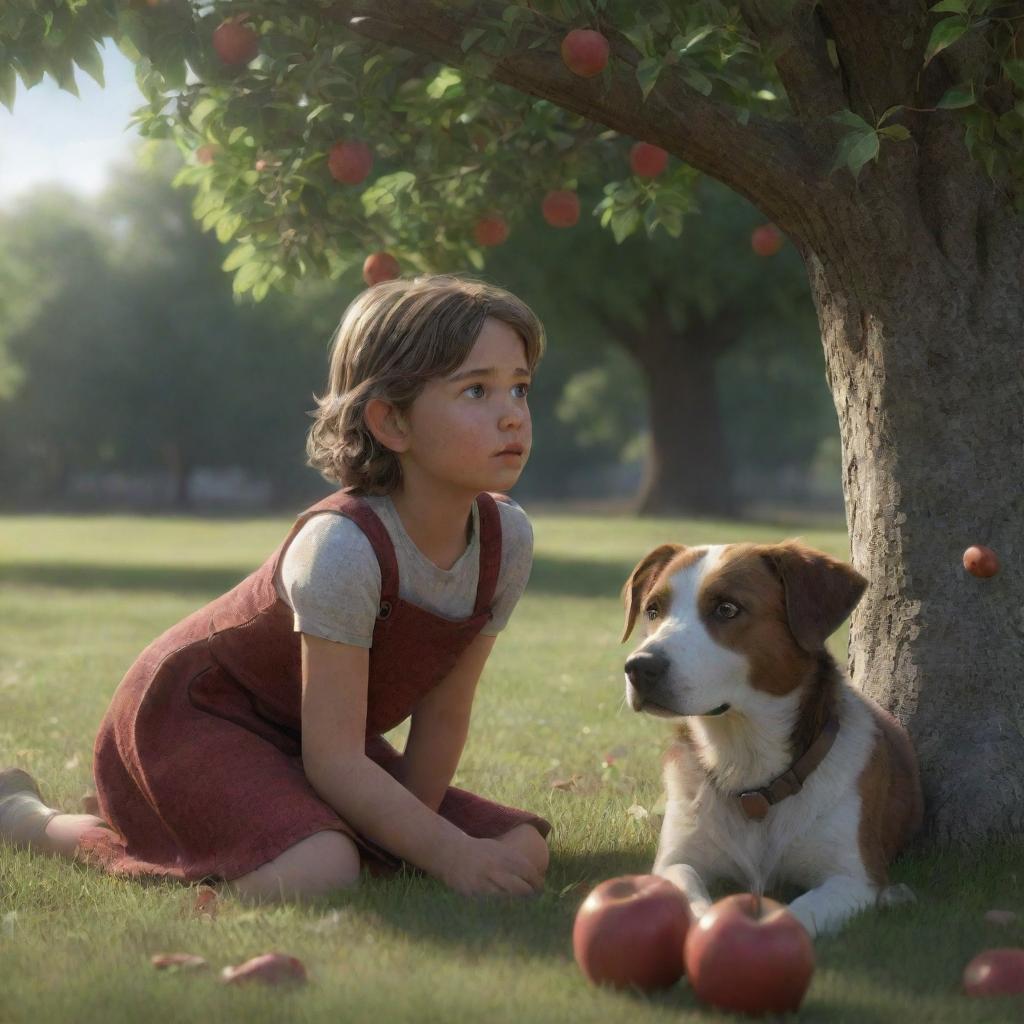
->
[804,197,1024,846]
[609,301,742,518]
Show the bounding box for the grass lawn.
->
[1,509,1021,1023]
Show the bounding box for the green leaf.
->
[929,0,967,13]
[878,124,911,141]
[232,260,264,296]
[72,35,104,89]
[924,17,968,65]
[846,130,880,177]
[682,67,713,96]
[826,37,839,70]
[1003,59,1024,92]
[461,27,486,52]
[937,82,975,109]
[191,97,218,129]
[635,57,662,101]
[830,109,873,132]
[0,63,15,113]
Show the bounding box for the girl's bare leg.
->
[225,829,362,906]
[41,814,110,859]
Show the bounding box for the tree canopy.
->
[4,1,1021,299]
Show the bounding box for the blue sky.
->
[0,42,144,210]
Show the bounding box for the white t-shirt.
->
[273,494,533,649]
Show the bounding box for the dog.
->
[621,539,923,938]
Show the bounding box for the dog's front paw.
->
[876,883,916,909]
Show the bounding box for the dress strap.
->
[473,492,505,616]
[310,491,400,611]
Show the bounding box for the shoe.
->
[0,767,61,849]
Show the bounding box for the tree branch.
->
[331,0,825,237]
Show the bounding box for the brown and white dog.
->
[621,539,923,938]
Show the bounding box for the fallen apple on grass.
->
[221,952,308,986]
[572,874,692,990]
[684,894,815,1014]
[963,948,1024,996]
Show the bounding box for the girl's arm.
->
[300,631,540,895]
[394,632,497,811]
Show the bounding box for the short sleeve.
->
[277,512,381,648]
[480,498,534,636]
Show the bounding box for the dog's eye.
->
[645,603,659,621]
[715,601,740,620]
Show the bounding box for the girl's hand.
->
[439,834,544,897]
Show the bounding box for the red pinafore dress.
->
[78,488,551,883]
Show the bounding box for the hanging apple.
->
[328,140,374,184]
[473,216,509,246]
[963,545,999,578]
[542,190,580,228]
[212,19,260,66]
[751,224,784,256]
[560,29,610,78]
[630,142,669,178]
[362,252,400,286]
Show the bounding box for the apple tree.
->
[4,0,1023,846]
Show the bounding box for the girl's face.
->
[400,317,533,496]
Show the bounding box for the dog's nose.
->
[625,650,669,690]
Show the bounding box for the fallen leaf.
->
[220,952,307,986]
[626,803,649,820]
[984,909,1018,926]
[182,885,219,921]
[151,953,208,971]
[63,753,81,770]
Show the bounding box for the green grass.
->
[1,511,1021,1023]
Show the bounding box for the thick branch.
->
[333,0,824,237]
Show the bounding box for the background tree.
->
[5,0,1022,843]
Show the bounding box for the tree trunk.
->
[805,200,1024,846]
[633,333,739,518]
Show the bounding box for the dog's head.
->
[620,541,867,719]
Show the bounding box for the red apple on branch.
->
[684,894,815,1014]
[963,545,999,578]
[473,216,509,247]
[195,144,218,166]
[212,19,260,66]
[328,140,374,185]
[561,29,610,78]
[362,252,400,286]
[751,223,784,256]
[963,948,1024,996]
[542,190,580,228]
[630,142,669,178]
[572,874,692,990]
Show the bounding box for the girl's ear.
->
[364,398,410,453]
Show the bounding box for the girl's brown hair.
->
[306,274,545,493]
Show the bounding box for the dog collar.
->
[737,713,841,821]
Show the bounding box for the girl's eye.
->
[464,383,485,398]
[512,382,530,398]
[715,601,741,620]
[645,604,658,621]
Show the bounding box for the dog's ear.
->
[763,540,867,652]
[621,544,683,643]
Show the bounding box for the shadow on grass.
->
[0,562,251,597]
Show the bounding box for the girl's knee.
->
[227,829,361,905]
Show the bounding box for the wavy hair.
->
[306,274,545,493]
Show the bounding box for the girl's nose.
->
[498,397,524,430]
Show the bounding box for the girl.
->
[1,274,552,903]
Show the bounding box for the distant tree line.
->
[0,145,838,516]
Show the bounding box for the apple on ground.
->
[751,223,784,256]
[473,216,509,247]
[684,893,815,1014]
[212,19,260,66]
[561,29,610,78]
[363,252,400,286]
[630,142,669,178]
[572,874,692,990]
[328,140,374,185]
[963,545,999,578]
[221,952,307,986]
[542,190,580,228]
[963,948,1024,996]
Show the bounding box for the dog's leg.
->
[655,862,713,919]
[786,876,878,938]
